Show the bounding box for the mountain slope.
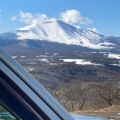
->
[0,20,119,51]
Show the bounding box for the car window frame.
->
[0,48,74,120]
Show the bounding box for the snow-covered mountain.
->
[0,19,119,51]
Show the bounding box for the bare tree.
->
[86,81,120,109]
[98,82,120,106]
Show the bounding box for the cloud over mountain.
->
[19,11,49,24]
[60,10,93,25]
[12,10,93,27]
[8,10,96,36]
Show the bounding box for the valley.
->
[8,50,120,113]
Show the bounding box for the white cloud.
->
[60,10,93,25]
[19,11,49,24]
[87,28,98,33]
[18,10,93,26]
[19,11,34,24]
[17,10,94,31]
[11,16,17,21]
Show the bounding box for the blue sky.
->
[0,0,120,36]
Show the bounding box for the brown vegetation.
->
[50,80,120,112]
[72,105,120,120]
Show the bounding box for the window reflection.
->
[0,105,17,120]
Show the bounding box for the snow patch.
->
[50,63,58,65]
[117,113,120,115]
[20,56,26,58]
[97,42,115,47]
[71,114,108,120]
[108,53,120,59]
[36,55,47,57]
[111,64,120,66]
[28,62,36,65]
[12,56,17,58]
[26,68,35,72]
[99,52,107,53]
[39,58,49,63]
[53,53,59,56]
[45,53,49,55]
[61,59,102,66]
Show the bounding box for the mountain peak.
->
[16,19,82,45]
[0,20,119,50]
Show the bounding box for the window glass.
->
[0,105,17,120]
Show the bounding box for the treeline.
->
[49,80,120,111]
